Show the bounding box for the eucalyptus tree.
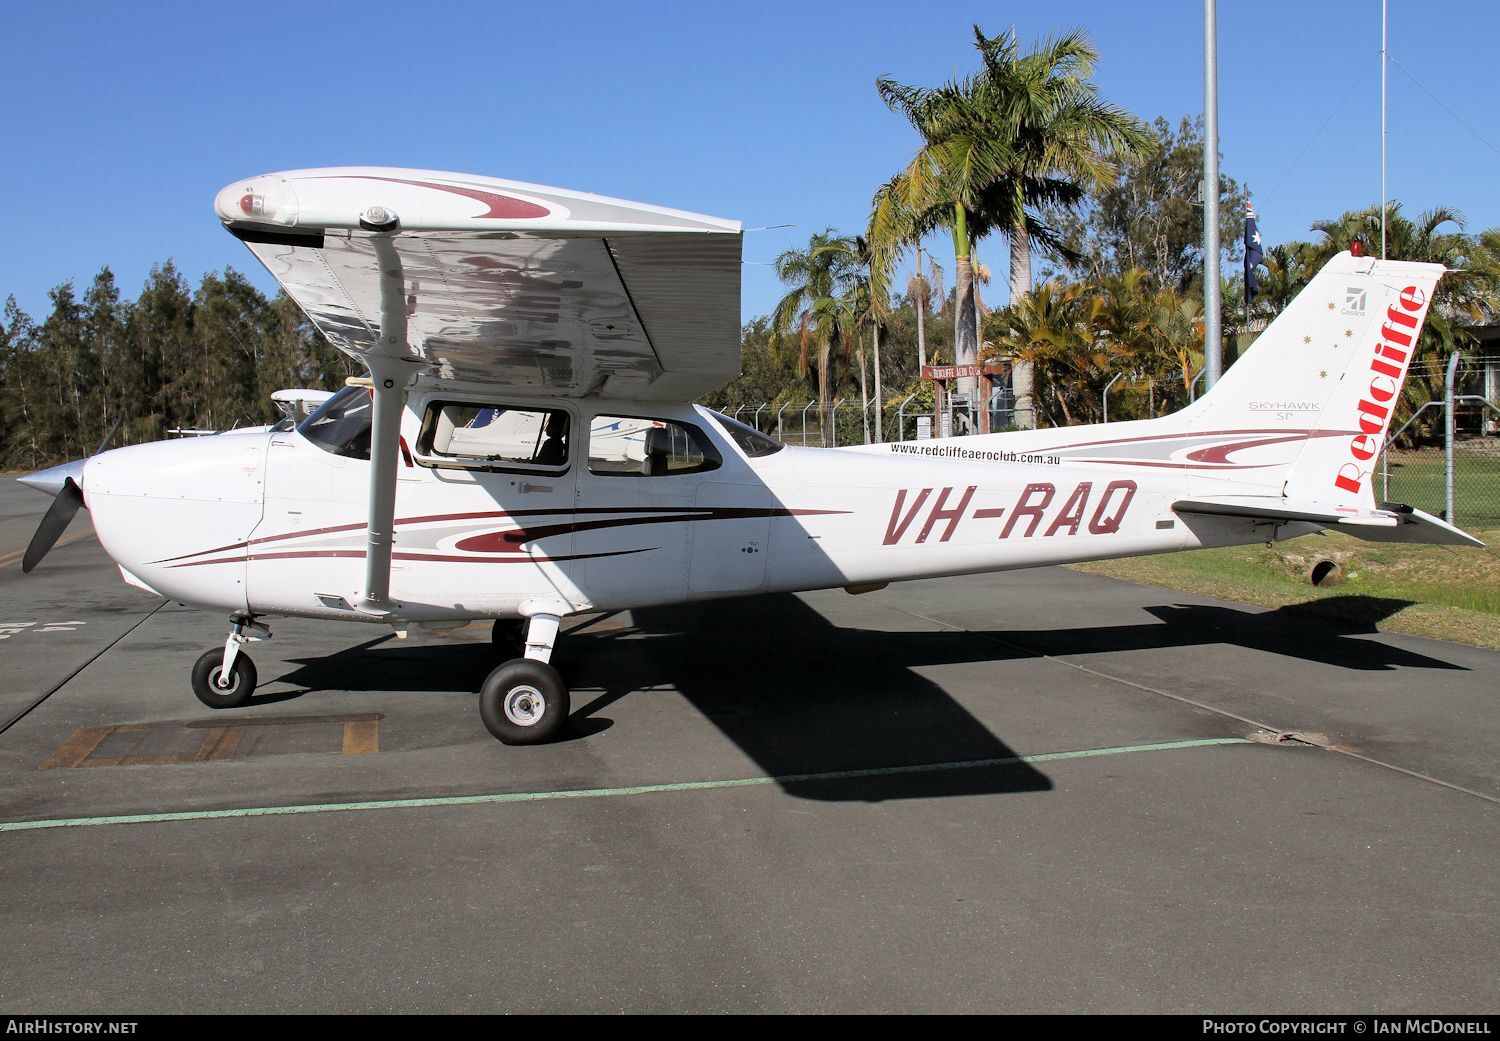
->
[0,297,44,470]
[36,283,90,459]
[129,262,195,439]
[82,269,128,450]
[1040,116,1250,294]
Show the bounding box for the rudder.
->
[1185,251,1443,508]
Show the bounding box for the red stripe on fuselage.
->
[157,507,847,566]
[167,547,656,569]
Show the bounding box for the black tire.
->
[479,658,570,745]
[492,618,526,655]
[191,648,257,709]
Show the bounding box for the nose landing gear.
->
[191,614,270,709]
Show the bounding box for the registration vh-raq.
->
[18,168,1483,744]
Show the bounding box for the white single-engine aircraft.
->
[18,167,1483,744]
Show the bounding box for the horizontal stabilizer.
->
[1173,496,1484,548]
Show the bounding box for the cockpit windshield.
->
[296,385,373,460]
[707,411,784,458]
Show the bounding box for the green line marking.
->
[0,737,1251,833]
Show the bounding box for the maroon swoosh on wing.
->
[317,175,550,219]
[1044,427,1315,452]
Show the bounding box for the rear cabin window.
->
[298,385,373,460]
[417,402,570,472]
[588,416,721,477]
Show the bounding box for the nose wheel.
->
[191,614,269,709]
[479,612,571,744]
[191,648,258,709]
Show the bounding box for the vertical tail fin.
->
[1186,251,1444,508]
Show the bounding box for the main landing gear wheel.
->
[480,659,570,745]
[190,648,258,709]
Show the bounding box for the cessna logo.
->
[1334,285,1428,495]
[883,480,1137,544]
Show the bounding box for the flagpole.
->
[1203,0,1222,390]
[1381,0,1388,259]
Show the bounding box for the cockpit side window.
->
[415,401,570,473]
[297,385,373,460]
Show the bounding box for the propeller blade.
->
[93,416,122,457]
[21,478,85,574]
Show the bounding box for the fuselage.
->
[79,382,1302,624]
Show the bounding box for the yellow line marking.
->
[38,726,113,769]
[341,719,380,755]
[42,714,384,768]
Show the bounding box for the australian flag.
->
[1244,204,1265,301]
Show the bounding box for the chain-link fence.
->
[720,400,897,449]
[1381,442,1500,529]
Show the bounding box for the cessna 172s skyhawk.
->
[18,168,1483,744]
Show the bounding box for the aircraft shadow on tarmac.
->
[273,597,1054,802]
[269,591,1462,804]
[999,595,1465,673]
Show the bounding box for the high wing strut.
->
[362,233,426,613]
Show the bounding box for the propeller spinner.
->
[17,458,88,573]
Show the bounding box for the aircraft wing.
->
[1174,495,1484,548]
[216,168,743,401]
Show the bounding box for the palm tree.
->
[1148,282,1204,408]
[770,230,863,447]
[906,250,944,369]
[816,236,890,442]
[983,279,1097,425]
[969,28,1154,429]
[870,26,1151,429]
[870,42,1044,425]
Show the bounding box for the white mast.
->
[1203,0,1222,390]
[1381,0,1388,259]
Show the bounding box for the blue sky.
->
[4,0,1497,325]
